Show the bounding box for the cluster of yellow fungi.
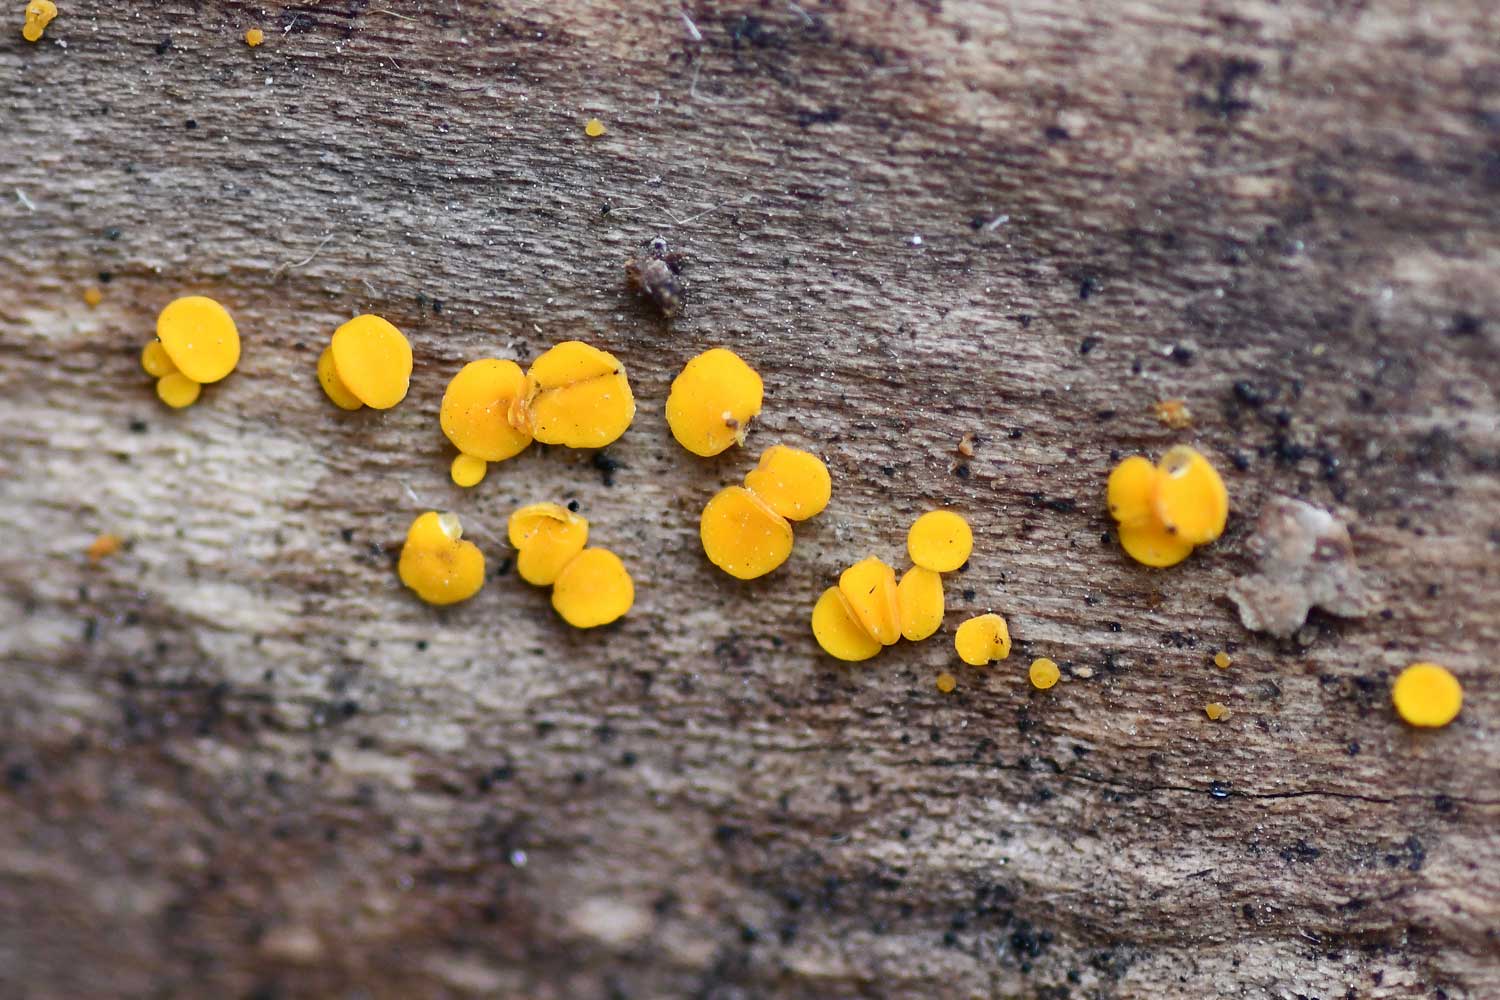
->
[397,512,485,606]
[1107,445,1228,567]
[700,446,831,579]
[21,0,56,41]
[318,314,413,412]
[441,341,635,487]
[140,296,242,409]
[509,503,633,628]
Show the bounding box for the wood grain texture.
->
[3,1,1498,997]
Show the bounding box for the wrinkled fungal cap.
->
[1029,657,1060,690]
[897,567,945,642]
[1153,445,1229,545]
[838,557,901,647]
[156,373,201,409]
[700,485,793,580]
[907,510,973,573]
[665,348,764,457]
[551,547,633,628]
[330,314,412,410]
[1391,662,1462,728]
[450,454,488,488]
[441,358,533,464]
[524,341,635,449]
[742,446,831,521]
[954,613,1010,666]
[157,296,241,384]
[1106,455,1158,527]
[810,586,882,662]
[1205,702,1228,721]
[398,511,486,606]
[141,341,178,378]
[22,0,56,42]
[1118,518,1194,568]
[317,346,364,410]
[507,502,590,586]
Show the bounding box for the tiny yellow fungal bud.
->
[907,510,973,573]
[1029,657,1060,690]
[245,27,264,47]
[1213,651,1232,669]
[83,287,103,307]
[742,445,831,521]
[1106,455,1159,528]
[87,533,122,563]
[666,348,764,457]
[1152,398,1192,430]
[523,341,635,448]
[157,296,241,384]
[141,340,178,378]
[1391,662,1462,728]
[584,118,606,137]
[810,586,882,662]
[936,672,957,693]
[22,0,56,42]
[1153,445,1229,546]
[1205,702,1228,721]
[954,613,1010,666]
[551,547,633,628]
[317,345,364,411]
[328,314,412,410]
[838,557,902,646]
[440,358,533,465]
[450,454,488,488]
[1117,518,1194,568]
[398,511,486,606]
[897,566,944,641]
[156,373,202,409]
[508,502,590,586]
[700,486,794,579]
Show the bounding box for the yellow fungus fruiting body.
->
[1391,662,1462,728]
[398,511,485,605]
[329,314,412,410]
[22,0,56,42]
[87,533,123,563]
[838,557,902,646]
[584,118,606,137]
[523,341,635,448]
[141,340,178,378]
[936,672,957,693]
[83,287,103,307]
[954,613,1010,666]
[156,373,202,409]
[508,502,590,586]
[897,566,945,642]
[157,296,241,384]
[1106,455,1159,528]
[742,446,831,521]
[907,510,973,573]
[1117,518,1194,568]
[1153,446,1229,546]
[551,547,633,628]
[441,358,534,462]
[1153,398,1192,429]
[1205,702,1228,721]
[700,486,794,579]
[450,454,488,488]
[810,586,882,662]
[1214,651,1232,669]
[665,348,764,457]
[245,27,264,46]
[1029,657,1060,690]
[317,345,364,411]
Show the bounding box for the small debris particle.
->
[1213,651,1232,669]
[83,287,103,307]
[584,118,606,137]
[1073,665,1094,679]
[936,672,956,694]
[1208,781,1230,799]
[624,238,687,317]
[1228,496,1374,637]
[22,0,57,43]
[957,433,976,458]
[86,533,123,563]
[245,27,264,47]
[1079,335,1101,355]
[1169,343,1196,366]
[1152,398,1192,429]
[1029,658,1060,690]
[1205,702,1229,721]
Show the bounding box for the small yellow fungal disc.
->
[907,510,973,573]
[440,358,534,462]
[1214,651,1232,669]
[838,557,902,647]
[83,287,103,307]
[897,566,944,642]
[551,547,634,628]
[87,533,122,563]
[954,613,1010,666]
[742,445,831,521]
[1153,445,1229,545]
[156,373,202,409]
[1106,455,1159,527]
[1029,657,1060,690]
[398,511,486,606]
[1205,702,1228,721]
[584,118,606,137]
[1117,518,1194,568]
[330,314,412,410]
[507,502,590,586]
[699,486,793,579]
[450,454,488,488]
[809,586,881,662]
[317,345,364,411]
[1391,662,1462,728]
[22,0,56,42]
[665,347,765,457]
[156,296,241,384]
[936,672,957,694]
[524,341,636,449]
[245,27,264,46]
[141,340,178,378]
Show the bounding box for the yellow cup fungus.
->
[839,557,902,646]
[897,567,945,641]
[83,286,103,307]
[666,348,764,457]
[22,0,56,42]
[552,548,634,628]
[398,511,485,606]
[1107,446,1228,567]
[245,27,264,47]
[584,118,607,137]
[440,359,533,484]
[321,314,413,410]
[1213,651,1232,669]
[811,554,959,661]
[157,372,202,409]
[1391,662,1462,728]
[743,445,832,521]
[954,613,1011,666]
[700,446,830,579]
[508,502,590,586]
[809,586,882,662]
[1204,702,1229,721]
[141,297,241,409]
[1029,657,1060,690]
[141,341,177,378]
[935,672,957,694]
[907,510,973,573]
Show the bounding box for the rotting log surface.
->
[2,2,1498,998]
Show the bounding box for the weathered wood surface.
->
[3,2,1498,997]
